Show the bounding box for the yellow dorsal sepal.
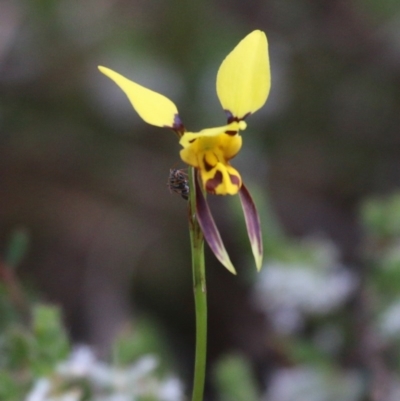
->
[216,30,271,120]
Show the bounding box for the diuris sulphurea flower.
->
[99,30,270,273]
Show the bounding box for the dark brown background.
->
[1,0,400,399]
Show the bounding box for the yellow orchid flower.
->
[98,29,270,196]
[99,30,270,273]
[99,32,271,400]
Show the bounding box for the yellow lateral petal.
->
[179,121,244,148]
[216,30,271,120]
[98,66,180,128]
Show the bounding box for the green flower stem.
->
[188,166,207,401]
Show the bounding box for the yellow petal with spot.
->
[216,30,270,120]
[201,163,242,195]
[98,66,179,128]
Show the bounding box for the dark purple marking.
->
[170,113,185,134]
[224,110,251,123]
[205,170,223,194]
[224,110,234,122]
[225,130,237,136]
[229,174,241,187]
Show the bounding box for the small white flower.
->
[158,377,184,401]
[25,378,51,401]
[57,345,97,377]
[264,367,363,401]
[379,299,400,339]
[253,239,358,334]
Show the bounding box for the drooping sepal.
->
[98,66,183,130]
[195,173,237,274]
[216,30,270,121]
[238,183,263,271]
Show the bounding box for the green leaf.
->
[31,304,70,375]
[213,354,259,401]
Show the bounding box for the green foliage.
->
[0,228,180,400]
[0,285,20,332]
[0,229,67,399]
[356,0,400,21]
[286,338,332,366]
[213,354,259,401]
[361,193,400,297]
[0,304,69,401]
[0,298,182,401]
[361,193,400,239]
[31,305,70,375]
[112,317,174,371]
[4,228,30,270]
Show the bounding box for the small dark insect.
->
[168,168,189,200]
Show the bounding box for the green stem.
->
[188,166,207,401]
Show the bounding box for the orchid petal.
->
[238,183,263,271]
[180,134,242,169]
[98,66,182,129]
[216,30,270,121]
[195,174,236,274]
[201,163,242,196]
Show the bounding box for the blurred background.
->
[1,0,400,400]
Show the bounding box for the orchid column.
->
[98,29,270,401]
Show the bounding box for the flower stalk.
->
[188,166,208,401]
